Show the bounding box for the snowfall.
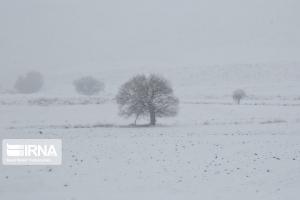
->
[1,63,300,200]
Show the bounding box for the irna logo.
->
[2,139,62,165]
[7,144,58,157]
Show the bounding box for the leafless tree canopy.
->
[14,71,44,94]
[232,89,246,104]
[116,74,179,125]
[73,76,104,96]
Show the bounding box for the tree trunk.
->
[134,114,139,125]
[150,110,156,126]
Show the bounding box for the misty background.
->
[0,0,299,93]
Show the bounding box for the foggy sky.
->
[0,0,299,77]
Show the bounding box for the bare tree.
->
[232,89,246,104]
[116,74,179,126]
[14,71,44,94]
[73,76,104,96]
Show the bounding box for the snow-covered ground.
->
[1,64,300,200]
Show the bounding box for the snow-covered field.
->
[1,64,300,200]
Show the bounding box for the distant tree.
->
[232,89,246,104]
[116,74,179,125]
[14,71,44,94]
[73,76,104,96]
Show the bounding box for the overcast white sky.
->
[0,0,299,77]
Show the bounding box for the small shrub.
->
[232,89,246,104]
[14,71,44,94]
[73,76,104,96]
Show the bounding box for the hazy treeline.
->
[1,70,248,125]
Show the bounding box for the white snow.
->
[0,64,300,199]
